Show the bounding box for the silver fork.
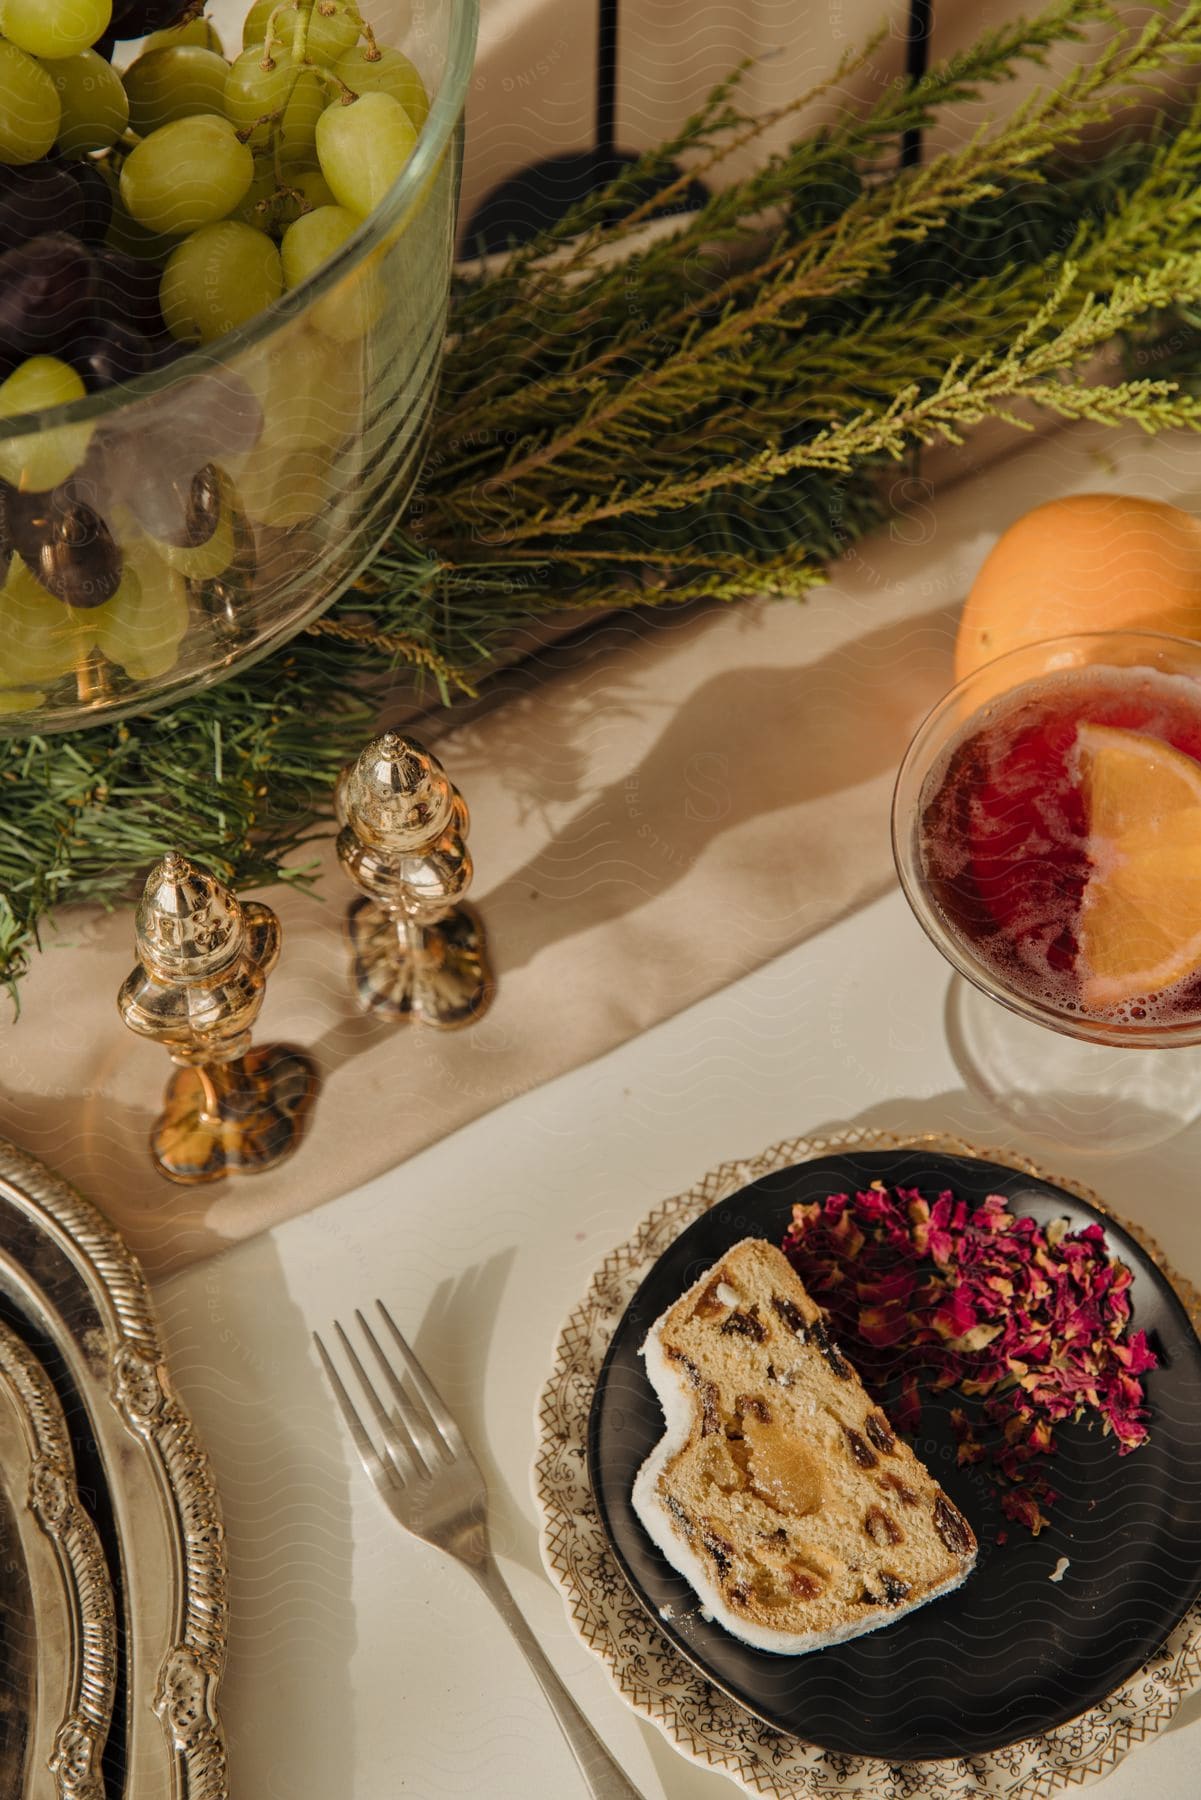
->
[315,1303,644,1800]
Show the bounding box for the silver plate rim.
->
[0,1137,229,1799]
[0,1312,118,1799]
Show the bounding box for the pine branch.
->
[434,0,1178,486]
[6,0,1201,994]
[301,616,476,697]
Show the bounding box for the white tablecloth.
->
[152,884,1201,1799]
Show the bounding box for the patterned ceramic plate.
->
[587,1147,1201,1762]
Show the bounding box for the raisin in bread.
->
[632,1237,977,1654]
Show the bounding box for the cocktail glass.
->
[891,630,1201,1152]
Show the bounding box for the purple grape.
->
[0,235,96,361]
[119,457,226,547]
[69,319,150,391]
[0,165,86,255]
[94,249,166,339]
[8,482,123,610]
[182,464,223,545]
[63,160,115,249]
[110,0,203,38]
[72,358,262,544]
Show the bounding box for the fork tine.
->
[314,1331,396,1492]
[355,1309,449,1468]
[333,1318,428,1477]
[374,1301,466,1455]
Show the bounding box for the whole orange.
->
[954,493,1201,689]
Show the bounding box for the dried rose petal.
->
[1002,1487,1055,1536]
[782,1184,1157,1538]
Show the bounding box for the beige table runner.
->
[0,421,1188,1277]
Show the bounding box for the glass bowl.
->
[0,0,478,733]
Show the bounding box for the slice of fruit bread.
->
[632,1237,977,1653]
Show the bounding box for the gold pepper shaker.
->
[336,730,494,1027]
[118,850,319,1185]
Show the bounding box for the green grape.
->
[0,39,62,165]
[243,0,361,64]
[280,202,356,285]
[232,440,334,526]
[144,17,223,53]
[230,157,279,230]
[281,203,380,342]
[124,46,230,137]
[44,49,129,156]
[225,43,324,160]
[302,1,362,64]
[152,472,237,578]
[333,45,428,131]
[160,220,283,343]
[293,165,335,208]
[240,0,287,50]
[232,158,331,234]
[90,540,188,681]
[251,326,361,453]
[0,356,92,491]
[316,90,416,219]
[0,0,112,60]
[275,63,324,165]
[120,115,254,236]
[0,686,46,715]
[0,556,91,687]
[158,504,235,579]
[224,40,296,135]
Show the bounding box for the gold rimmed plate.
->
[588,1146,1201,1763]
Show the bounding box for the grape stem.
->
[263,0,298,57]
[279,182,314,215]
[243,1,361,185]
[291,0,314,67]
[342,2,380,59]
[304,64,361,103]
[234,116,278,143]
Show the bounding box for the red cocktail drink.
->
[920,664,1201,1027]
[893,633,1201,1050]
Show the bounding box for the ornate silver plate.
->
[0,1140,229,1797]
[0,1316,116,1798]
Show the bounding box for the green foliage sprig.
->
[6,0,1201,992]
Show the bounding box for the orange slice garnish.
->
[1076,723,1201,1010]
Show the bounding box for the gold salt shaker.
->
[118,851,319,1184]
[336,730,494,1028]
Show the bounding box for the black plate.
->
[587,1149,1201,1762]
